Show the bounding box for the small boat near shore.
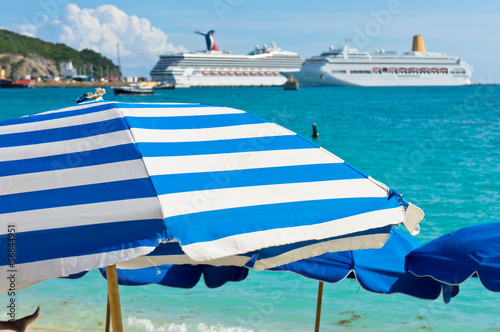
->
[113,84,154,95]
[153,83,175,90]
[0,78,31,88]
[283,75,299,90]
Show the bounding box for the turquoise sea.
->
[1,86,499,331]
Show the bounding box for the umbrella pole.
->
[105,294,110,332]
[106,265,123,332]
[314,281,324,332]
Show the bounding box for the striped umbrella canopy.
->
[0,100,423,329]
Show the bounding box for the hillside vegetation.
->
[0,29,119,79]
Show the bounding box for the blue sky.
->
[1,0,499,82]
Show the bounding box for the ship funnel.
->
[412,35,426,52]
[195,30,220,51]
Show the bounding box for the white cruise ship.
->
[150,30,304,87]
[283,35,472,87]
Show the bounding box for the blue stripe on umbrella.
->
[0,178,158,213]
[1,144,140,177]
[0,102,116,127]
[167,197,400,245]
[5,218,165,264]
[136,135,314,157]
[115,102,215,109]
[152,163,364,195]
[0,118,129,148]
[124,113,267,130]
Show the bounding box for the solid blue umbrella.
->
[100,264,248,289]
[269,226,459,331]
[269,227,455,301]
[100,241,250,289]
[0,97,424,330]
[113,227,456,332]
[406,222,500,292]
[116,228,460,298]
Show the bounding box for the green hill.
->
[0,29,119,79]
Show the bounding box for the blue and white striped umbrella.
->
[0,100,423,293]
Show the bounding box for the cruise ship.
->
[283,35,472,87]
[150,31,304,87]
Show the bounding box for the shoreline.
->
[30,82,129,88]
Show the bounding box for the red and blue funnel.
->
[195,30,220,51]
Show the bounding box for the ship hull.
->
[113,88,154,95]
[157,74,289,87]
[284,70,471,87]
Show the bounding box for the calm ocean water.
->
[0,86,499,331]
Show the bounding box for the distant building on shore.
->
[124,76,149,83]
[60,61,77,78]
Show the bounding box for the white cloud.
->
[16,4,187,77]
